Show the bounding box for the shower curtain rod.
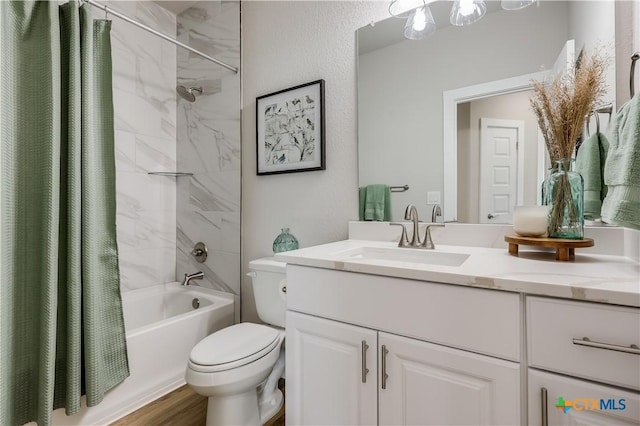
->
[83,0,238,74]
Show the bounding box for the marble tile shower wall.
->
[106,1,178,291]
[176,1,241,295]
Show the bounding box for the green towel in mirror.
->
[575,132,609,219]
[359,184,392,221]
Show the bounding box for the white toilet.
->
[185,257,287,426]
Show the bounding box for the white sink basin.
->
[338,246,470,267]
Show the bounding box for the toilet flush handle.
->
[246,272,257,278]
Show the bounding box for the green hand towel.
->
[359,184,392,221]
[601,94,640,229]
[575,132,609,219]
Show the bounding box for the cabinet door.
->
[286,311,378,426]
[379,332,520,425]
[528,369,640,426]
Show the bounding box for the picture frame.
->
[256,79,325,175]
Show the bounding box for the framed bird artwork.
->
[256,79,326,175]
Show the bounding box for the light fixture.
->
[501,0,537,11]
[404,5,436,40]
[450,0,486,26]
[389,0,427,18]
[389,0,534,41]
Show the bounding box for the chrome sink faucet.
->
[181,271,204,286]
[404,204,421,246]
[431,204,441,223]
[390,204,445,249]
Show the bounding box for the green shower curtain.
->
[0,2,129,425]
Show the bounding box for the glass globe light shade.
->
[450,0,487,26]
[404,5,436,40]
[501,0,537,10]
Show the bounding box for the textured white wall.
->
[615,0,639,106]
[240,1,637,322]
[241,1,389,321]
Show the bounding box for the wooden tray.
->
[504,235,594,261]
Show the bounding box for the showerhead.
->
[176,85,203,102]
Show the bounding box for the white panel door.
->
[528,369,640,426]
[286,311,377,426]
[479,118,523,224]
[378,332,521,426]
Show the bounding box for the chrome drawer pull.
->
[573,337,640,355]
[541,387,548,426]
[361,340,369,383]
[381,345,389,390]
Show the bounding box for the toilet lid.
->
[189,323,280,372]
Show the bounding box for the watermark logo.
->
[555,397,626,414]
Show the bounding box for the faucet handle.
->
[390,223,410,247]
[420,223,445,249]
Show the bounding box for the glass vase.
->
[544,158,584,239]
[540,166,555,205]
[273,228,299,253]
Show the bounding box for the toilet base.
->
[259,388,283,425]
[206,388,259,426]
[204,387,283,426]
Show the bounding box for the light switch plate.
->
[427,191,441,205]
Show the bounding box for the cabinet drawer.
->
[287,266,521,361]
[527,297,640,390]
[528,369,640,426]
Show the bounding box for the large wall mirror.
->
[357,1,616,223]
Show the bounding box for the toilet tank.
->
[248,257,287,328]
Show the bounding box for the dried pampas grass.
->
[530,50,608,164]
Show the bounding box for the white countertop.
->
[274,239,640,308]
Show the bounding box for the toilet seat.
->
[188,323,281,373]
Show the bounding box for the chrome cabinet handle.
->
[381,345,389,390]
[573,337,640,355]
[541,387,548,426]
[361,340,369,383]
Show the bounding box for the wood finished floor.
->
[110,380,285,426]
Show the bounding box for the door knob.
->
[487,213,495,219]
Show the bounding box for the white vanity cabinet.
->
[286,311,521,426]
[285,265,522,426]
[278,238,640,425]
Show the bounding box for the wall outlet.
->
[427,191,441,205]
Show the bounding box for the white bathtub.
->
[52,282,234,425]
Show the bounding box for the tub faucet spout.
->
[182,271,204,286]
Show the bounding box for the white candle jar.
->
[513,205,550,237]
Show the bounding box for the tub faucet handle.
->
[182,271,204,286]
[191,242,208,263]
